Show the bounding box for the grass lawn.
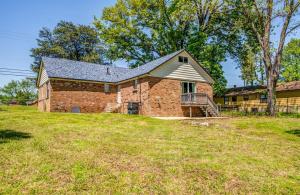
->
[0,106,299,194]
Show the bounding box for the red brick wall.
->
[49,80,116,113]
[118,78,151,115]
[196,82,213,99]
[119,76,213,117]
[146,77,211,117]
[41,77,213,116]
[146,77,183,116]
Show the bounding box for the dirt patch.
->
[225,178,246,193]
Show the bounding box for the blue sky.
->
[0,1,297,88]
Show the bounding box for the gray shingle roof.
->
[42,57,128,83]
[42,49,185,83]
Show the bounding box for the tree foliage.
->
[31,21,106,73]
[281,38,300,82]
[94,0,235,96]
[0,79,37,105]
[236,43,266,86]
[238,45,258,86]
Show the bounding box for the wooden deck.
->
[181,93,219,117]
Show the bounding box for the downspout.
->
[139,77,142,115]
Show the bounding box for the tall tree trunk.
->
[259,59,264,85]
[266,67,277,116]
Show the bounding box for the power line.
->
[0,73,35,77]
[0,71,34,76]
[0,70,35,75]
[0,67,33,72]
[0,70,34,75]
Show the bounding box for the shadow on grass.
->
[285,129,300,137]
[0,108,7,112]
[0,129,32,144]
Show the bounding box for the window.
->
[224,96,229,105]
[179,56,188,63]
[179,56,183,62]
[181,82,195,94]
[232,96,237,102]
[104,84,110,93]
[243,95,249,101]
[184,57,188,63]
[260,94,267,103]
[133,79,138,90]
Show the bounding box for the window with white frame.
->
[181,81,195,94]
[104,83,110,93]
[178,56,188,63]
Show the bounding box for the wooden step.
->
[199,105,219,117]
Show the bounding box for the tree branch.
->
[286,23,300,35]
[253,0,264,25]
[240,0,264,48]
[274,0,298,77]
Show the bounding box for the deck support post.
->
[189,106,192,118]
[205,106,208,117]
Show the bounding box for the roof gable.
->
[38,65,49,86]
[150,50,213,83]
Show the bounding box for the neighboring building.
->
[26,100,38,106]
[37,49,219,117]
[214,81,300,113]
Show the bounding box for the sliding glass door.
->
[182,82,195,94]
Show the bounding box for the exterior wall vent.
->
[71,106,81,113]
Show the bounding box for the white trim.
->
[181,81,196,94]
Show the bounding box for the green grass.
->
[221,110,300,118]
[0,106,299,194]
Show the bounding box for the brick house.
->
[37,49,219,117]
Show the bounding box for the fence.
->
[219,104,300,113]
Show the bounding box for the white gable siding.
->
[150,51,210,82]
[150,63,206,82]
[39,67,49,86]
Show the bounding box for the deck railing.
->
[181,93,219,113]
[181,93,208,105]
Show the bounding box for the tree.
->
[31,21,107,73]
[232,0,300,116]
[94,0,234,95]
[0,79,37,105]
[236,43,267,86]
[187,32,228,95]
[238,44,258,86]
[281,38,300,82]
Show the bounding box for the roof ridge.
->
[131,49,185,70]
[42,56,129,70]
